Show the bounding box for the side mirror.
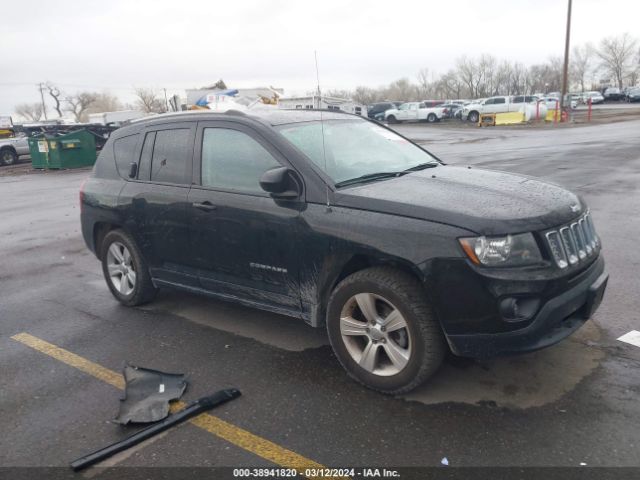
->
[128,162,138,179]
[259,166,299,199]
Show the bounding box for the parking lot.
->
[1,119,640,477]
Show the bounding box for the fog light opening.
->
[499,297,540,323]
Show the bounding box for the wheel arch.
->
[93,222,123,259]
[311,253,428,327]
[0,145,17,154]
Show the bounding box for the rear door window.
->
[150,129,192,184]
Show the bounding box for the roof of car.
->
[129,109,356,128]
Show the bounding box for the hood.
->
[334,165,583,235]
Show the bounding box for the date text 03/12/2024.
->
[232,468,400,477]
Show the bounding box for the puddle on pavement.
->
[403,321,604,409]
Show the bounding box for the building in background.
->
[277,95,365,115]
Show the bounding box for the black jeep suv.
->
[80,110,608,394]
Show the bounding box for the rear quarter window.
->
[113,134,139,179]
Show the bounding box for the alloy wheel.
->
[339,293,412,376]
[106,242,136,296]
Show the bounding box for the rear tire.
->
[326,267,445,394]
[427,113,437,123]
[100,229,157,306]
[0,148,17,166]
[468,111,480,123]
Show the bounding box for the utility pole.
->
[37,82,48,120]
[560,0,573,114]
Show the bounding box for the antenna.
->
[315,51,331,211]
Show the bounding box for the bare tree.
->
[46,83,63,118]
[627,48,640,86]
[324,89,353,99]
[570,44,594,92]
[134,87,166,113]
[15,103,44,122]
[383,78,420,101]
[65,92,98,122]
[434,70,465,99]
[596,33,638,88]
[526,57,563,93]
[456,56,481,98]
[86,92,123,114]
[352,86,380,105]
[416,68,436,98]
[507,62,529,95]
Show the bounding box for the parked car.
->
[585,91,605,104]
[625,87,640,103]
[80,109,608,394]
[543,96,577,110]
[462,96,547,122]
[367,102,400,121]
[0,134,29,166]
[603,87,623,101]
[422,100,444,108]
[384,102,446,123]
[437,103,464,119]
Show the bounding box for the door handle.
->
[192,201,217,212]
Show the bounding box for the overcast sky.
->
[2,0,639,116]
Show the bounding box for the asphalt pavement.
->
[1,119,639,477]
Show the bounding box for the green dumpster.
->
[28,129,97,169]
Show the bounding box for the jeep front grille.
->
[545,212,599,269]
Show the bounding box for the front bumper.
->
[444,255,607,358]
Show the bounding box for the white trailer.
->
[88,110,146,125]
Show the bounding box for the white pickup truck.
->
[461,95,548,123]
[0,135,29,166]
[384,102,446,124]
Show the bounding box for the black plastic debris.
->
[115,364,187,424]
[71,388,241,471]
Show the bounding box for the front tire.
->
[386,115,398,124]
[326,267,445,394]
[468,111,480,123]
[0,148,17,166]
[101,229,157,306]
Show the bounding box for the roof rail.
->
[130,110,211,124]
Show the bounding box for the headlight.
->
[459,233,542,267]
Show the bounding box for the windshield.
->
[277,119,439,185]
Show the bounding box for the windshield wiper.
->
[403,162,439,172]
[334,171,407,188]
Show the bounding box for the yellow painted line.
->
[11,332,330,476]
[11,332,125,389]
